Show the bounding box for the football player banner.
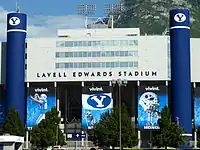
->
[138,85,168,130]
[81,86,113,129]
[194,87,200,128]
[26,86,56,127]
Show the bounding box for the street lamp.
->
[76,4,96,28]
[104,3,123,29]
[111,79,128,150]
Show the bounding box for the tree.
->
[152,106,189,149]
[88,103,138,148]
[3,106,25,136]
[30,107,66,149]
[115,0,200,37]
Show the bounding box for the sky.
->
[0,0,119,41]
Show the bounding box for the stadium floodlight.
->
[104,3,123,29]
[111,79,127,150]
[76,4,96,28]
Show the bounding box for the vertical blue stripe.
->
[6,13,27,123]
[170,9,192,137]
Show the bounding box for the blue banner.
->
[194,87,200,128]
[138,85,168,130]
[81,86,113,129]
[26,87,56,127]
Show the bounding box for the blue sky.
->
[0,0,120,41]
[0,0,119,16]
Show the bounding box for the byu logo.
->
[174,13,186,23]
[9,17,20,26]
[87,94,111,108]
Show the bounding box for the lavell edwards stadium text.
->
[36,71,157,78]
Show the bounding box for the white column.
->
[138,130,141,148]
[26,82,29,149]
[194,82,197,148]
[25,130,29,149]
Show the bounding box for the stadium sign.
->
[36,70,157,78]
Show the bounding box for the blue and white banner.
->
[26,86,56,127]
[82,86,113,129]
[138,85,168,130]
[194,87,200,128]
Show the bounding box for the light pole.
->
[104,3,123,29]
[76,4,96,28]
[111,79,128,150]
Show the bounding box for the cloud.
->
[0,6,88,41]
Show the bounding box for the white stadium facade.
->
[1,26,200,145]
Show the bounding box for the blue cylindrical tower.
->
[170,9,192,137]
[6,13,27,123]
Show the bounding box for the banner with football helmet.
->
[194,87,200,128]
[138,85,168,130]
[26,86,56,127]
[82,86,113,129]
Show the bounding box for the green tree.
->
[152,106,188,149]
[30,107,66,149]
[116,0,200,37]
[88,104,138,148]
[3,106,25,136]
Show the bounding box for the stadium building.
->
[0,10,199,147]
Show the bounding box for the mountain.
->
[114,0,200,37]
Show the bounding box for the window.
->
[56,40,138,47]
[56,50,138,58]
[55,61,138,69]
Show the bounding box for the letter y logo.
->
[9,17,20,26]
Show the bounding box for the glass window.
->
[115,62,120,67]
[58,52,65,57]
[95,41,101,46]
[102,62,106,68]
[115,51,120,56]
[65,41,73,47]
[88,41,92,46]
[124,51,128,56]
[128,62,133,67]
[120,62,128,67]
[73,41,78,47]
[92,52,97,57]
[96,52,101,57]
[88,52,91,57]
[78,62,83,68]
[128,40,135,46]
[113,40,119,46]
[111,51,115,56]
[128,51,134,56]
[78,41,83,47]
[106,51,111,57]
[134,61,138,67]
[111,62,114,68]
[102,52,106,57]
[91,41,96,46]
[58,63,65,68]
[79,52,83,57]
[120,51,125,56]
[134,40,138,46]
[74,63,78,68]
[56,41,65,47]
[83,41,87,46]
[88,62,91,68]
[106,62,111,68]
[56,63,59,68]
[74,52,78,57]
[83,52,87,57]
[83,62,88,68]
